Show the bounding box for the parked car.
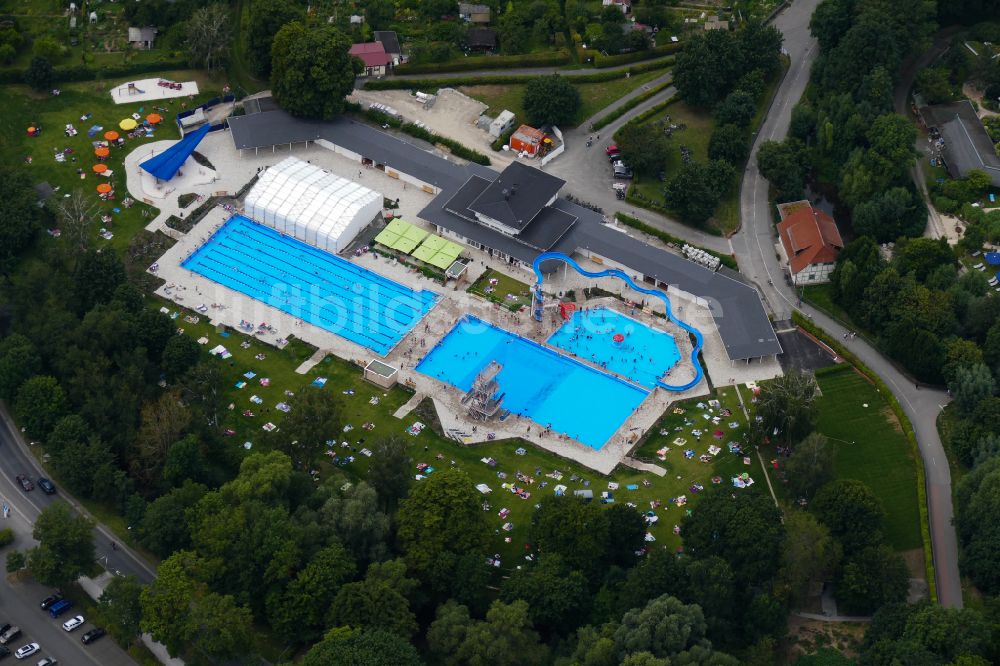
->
[61,616,84,632]
[0,625,10,638]
[47,600,72,619]
[13,643,37,660]
[35,658,56,666]
[0,627,19,646]
[612,162,634,179]
[81,628,105,645]
[605,144,619,155]
[38,595,62,611]
[36,479,55,495]
[14,476,32,492]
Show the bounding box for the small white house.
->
[488,110,516,138]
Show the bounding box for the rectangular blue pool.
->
[547,308,680,389]
[182,215,437,355]
[416,316,648,449]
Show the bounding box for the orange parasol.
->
[94,146,110,158]
[96,183,113,194]
[104,131,119,141]
[92,164,108,174]
[146,113,162,124]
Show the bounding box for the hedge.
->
[592,80,673,131]
[0,58,188,85]
[793,312,938,603]
[348,102,491,166]
[615,213,737,269]
[362,60,672,92]
[395,49,573,75]
[591,42,682,68]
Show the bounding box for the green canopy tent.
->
[412,235,464,269]
[373,218,428,253]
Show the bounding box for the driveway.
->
[731,0,963,608]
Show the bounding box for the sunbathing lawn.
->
[0,72,227,252]
[150,295,765,562]
[467,268,533,311]
[459,67,667,128]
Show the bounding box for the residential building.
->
[466,28,498,51]
[374,31,402,66]
[776,201,844,285]
[458,3,491,23]
[349,42,392,77]
[919,100,1000,187]
[127,27,157,49]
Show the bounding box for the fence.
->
[540,126,565,166]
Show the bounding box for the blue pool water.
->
[416,316,648,449]
[182,215,437,355]
[546,308,680,389]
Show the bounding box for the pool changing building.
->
[244,157,382,254]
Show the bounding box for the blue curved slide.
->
[532,252,705,392]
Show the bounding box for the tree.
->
[132,391,192,487]
[784,433,835,500]
[523,75,581,128]
[614,594,736,664]
[51,189,97,251]
[775,511,841,606]
[450,599,549,666]
[681,488,785,588]
[97,575,144,642]
[300,627,422,666]
[0,166,43,272]
[269,388,341,471]
[500,555,591,635]
[836,544,909,615]
[365,0,397,30]
[139,481,208,558]
[319,482,390,563]
[737,21,782,76]
[529,496,610,583]
[15,375,66,439]
[268,542,356,644]
[397,468,490,599]
[162,434,209,488]
[915,67,955,104]
[427,600,474,661]
[189,591,254,662]
[25,56,52,91]
[665,160,735,224]
[0,334,40,400]
[949,364,996,415]
[708,124,749,166]
[327,559,418,638]
[51,435,118,500]
[893,237,954,282]
[271,22,360,119]
[185,3,230,72]
[811,479,885,552]
[616,121,671,177]
[714,89,757,127]
[757,139,808,202]
[673,30,743,108]
[955,457,1000,594]
[752,370,818,446]
[367,436,412,510]
[606,504,646,568]
[851,187,927,242]
[72,248,126,314]
[162,332,201,382]
[28,502,95,588]
[246,0,303,77]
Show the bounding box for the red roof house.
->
[776,203,844,284]
[350,42,392,77]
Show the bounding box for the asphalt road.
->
[732,0,964,608]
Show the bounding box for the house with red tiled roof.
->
[776,201,844,285]
[350,42,392,77]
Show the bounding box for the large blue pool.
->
[547,308,681,389]
[182,215,437,355]
[416,316,648,449]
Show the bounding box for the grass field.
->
[467,268,533,311]
[812,366,921,551]
[459,68,667,128]
[0,72,227,251]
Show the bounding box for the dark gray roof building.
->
[373,30,401,57]
[226,101,781,361]
[920,101,1000,187]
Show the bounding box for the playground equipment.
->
[531,251,705,392]
[461,361,507,421]
[559,302,575,320]
[126,82,146,95]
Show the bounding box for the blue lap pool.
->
[546,308,681,389]
[416,316,648,449]
[182,215,437,355]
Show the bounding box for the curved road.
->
[731,0,963,608]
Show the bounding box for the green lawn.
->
[812,366,922,551]
[0,72,227,252]
[458,68,667,128]
[467,268,533,311]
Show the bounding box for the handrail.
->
[531,252,705,391]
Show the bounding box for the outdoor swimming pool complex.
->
[547,308,680,389]
[182,215,437,355]
[417,317,648,449]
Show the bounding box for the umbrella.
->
[119,118,137,131]
[96,183,112,194]
[104,131,119,141]
[146,113,162,124]
[92,164,108,173]
[612,333,625,343]
[94,147,110,158]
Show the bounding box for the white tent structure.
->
[244,157,382,254]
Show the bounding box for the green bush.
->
[5,550,24,573]
[395,49,572,74]
[0,528,13,547]
[591,42,682,68]
[592,81,673,131]
[0,58,188,85]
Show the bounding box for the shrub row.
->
[362,61,672,92]
[349,103,491,166]
[615,213,737,269]
[395,49,573,75]
[591,42,682,68]
[0,58,188,85]
[592,80,672,131]
[792,311,938,603]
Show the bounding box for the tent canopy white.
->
[244,157,382,254]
